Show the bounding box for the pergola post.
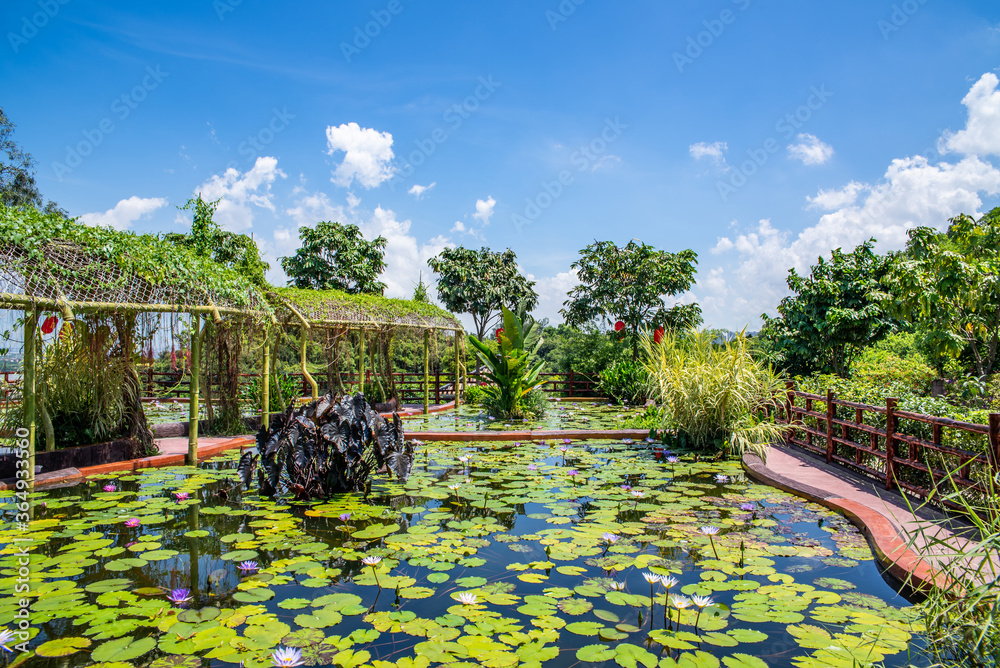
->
[187,313,201,466]
[301,326,318,402]
[423,329,430,414]
[23,308,37,483]
[358,329,366,394]
[261,334,271,428]
[454,329,461,408]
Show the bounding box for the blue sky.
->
[3,0,1000,330]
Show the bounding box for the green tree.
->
[428,246,538,340]
[281,221,387,294]
[1,107,65,215]
[760,239,895,378]
[467,306,546,419]
[886,208,1000,378]
[561,240,701,359]
[164,196,269,286]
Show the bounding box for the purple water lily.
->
[271,646,305,667]
[339,513,351,522]
[102,484,116,492]
[166,588,193,605]
[238,560,260,573]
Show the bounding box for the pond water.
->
[0,439,927,668]
[402,402,646,432]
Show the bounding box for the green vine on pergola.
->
[0,206,466,479]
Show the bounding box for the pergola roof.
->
[272,287,462,331]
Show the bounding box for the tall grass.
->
[641,329,787,460]
[904,466,1000,667]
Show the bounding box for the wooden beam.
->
[23,308,37,483]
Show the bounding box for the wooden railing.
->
[775,382,1000,508]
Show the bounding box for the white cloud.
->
[451,220,467,234]
[689,141,729,169]
[408,182,436,198]
[195,156,286,231]
[806,181,867,210]
[524,268,580,324]
[591,155,622,172]
[363,206,450,298]
[472,196,496,226]
[787,133,834,165]
[285,191,347,228]
[326,122,395,189]
[79,196,167,230]
[941,73,1000,157]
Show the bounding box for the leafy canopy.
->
[428,246,538,339]
[561,240,701,359]
[760,239,895,378]
[164,196,270,287]
[885,208,1000,377]
[281,221,387,295]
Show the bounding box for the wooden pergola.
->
[0,231,464,482]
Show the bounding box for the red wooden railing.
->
[776,381,1000,508]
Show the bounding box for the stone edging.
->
[741,452,946,592]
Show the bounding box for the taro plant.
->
[642,328,787,460]
[238,392,413,499]
[467,306,546,420]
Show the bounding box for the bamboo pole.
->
[301,326,318,402]
[454,329,461,408]
[187,314,201,466]
[423,329,430,414]
[262,335,271,428]
[0,293,230,322]
[358,329,366,394]
[23,308,37,483]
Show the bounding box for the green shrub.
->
[850,332,936,395]
[598,359,649,405]
[642,329,787,460]
[463,384,486,405]
[468,307,547,420]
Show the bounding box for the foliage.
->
[239,372,299,411]
[535,323,629,376]
[0,204,271,313]
[164,197,270,287]
[462,383,486,405]
[850,332,937,396]
[760,240,896,378]
[467,306,546,419]
[0,107,64,215]
[597,359,649,405]
[643,329,788,460]
[885,208,1000,377]
[274,286,460,330]
[412,274,430,303]
[239,393,413,499]
[561,240,702,359]
[428,246,538,339]
[281,221,387,295]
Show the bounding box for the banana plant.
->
[467,306,546,418]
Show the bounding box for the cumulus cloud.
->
[362,206,450,298]
[787,133,834,165]
[699,74,1000,329]
[408,182,436,198]
[689,141,729,169]
[79,196,167,230]
[472,196,496,225]
[326,122,395,189]
[941,73,1000,157]
[524,268,580,324]
[285,191,347,228]
[195,156,286,231]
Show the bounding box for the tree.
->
[1,107,65,215]
[281,221,387,294]
[760,239,895,377]
[561,240,701,359]
[885,209,1000,378]
[164,196,269,286]
[428,246,538,340]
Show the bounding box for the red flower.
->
[614,321,625,332]
[653,327,664,344]
[41,316,58,335]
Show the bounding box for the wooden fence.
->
[776,382,1000,508]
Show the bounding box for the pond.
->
[0,438,927,668]
[401,402,647,432]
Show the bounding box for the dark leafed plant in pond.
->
[238,393,413,499]
[467,306,546,420]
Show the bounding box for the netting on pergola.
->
[272,287,462,331]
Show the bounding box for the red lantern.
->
[614,321,625,332]
[41,316,58,335]
[495,327,505,343]
[653,327,664,344]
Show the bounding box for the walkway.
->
[744,444,996,591]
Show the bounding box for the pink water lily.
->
[124,518,141,528]
[174,491,190,501]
